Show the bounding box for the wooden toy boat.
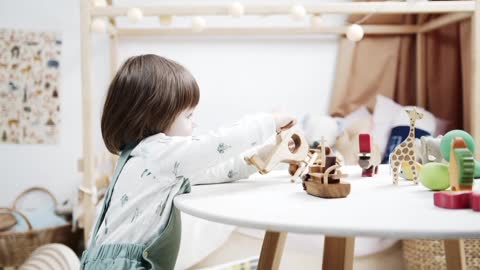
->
[301,138,350,198]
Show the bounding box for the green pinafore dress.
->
[80,143,191,270]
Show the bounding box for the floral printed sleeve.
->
[188,151,259,185]
[139,113,276,177]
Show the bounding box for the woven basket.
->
[0,187,80,267]
[402,239,480,270]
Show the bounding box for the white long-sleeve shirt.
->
[94,113,276,245]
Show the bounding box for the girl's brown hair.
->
[101,54,199,154]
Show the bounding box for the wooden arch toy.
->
[245,127,310,176]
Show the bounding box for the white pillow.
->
[371,96,403,157]
[302,115,339,147]
[392,106,436,135]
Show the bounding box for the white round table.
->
[174,165,480,270]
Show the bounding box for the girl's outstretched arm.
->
[135,113,276,178]
[188,154,257,185]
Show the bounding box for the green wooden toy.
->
[450,144,474,191]
[419,163,450,191]
[440,129,480,177]
[440,130,476,161]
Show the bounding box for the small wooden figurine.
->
[390,108,424,185]
[417,135,443,164]
[302,137,350,198]
[245,127,310,176]
[402,136,442,183]
[434,137,475,210]
[357,133,381,177]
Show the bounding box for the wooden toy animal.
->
[357,134,381,177]
[245,127,309,176]
[401,135,443,181]
[417,135,443,164]
[390,108,424,185]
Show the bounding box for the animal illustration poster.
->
[0,29,62,144]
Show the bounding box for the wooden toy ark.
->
[417,135,443,164]
[390,108,424,185]
[246,127,350,198]
[245,127,310,177]
[301,138,350,198]
[357,133,381,177]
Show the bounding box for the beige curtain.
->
[330,2,472,132]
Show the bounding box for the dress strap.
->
[89,142,138,247]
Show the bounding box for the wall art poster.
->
[0,29,62,144]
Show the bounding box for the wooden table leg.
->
[322,236,355,270]
[258,231,287,270]
[444,239,466,270]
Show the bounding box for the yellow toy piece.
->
[400,162,423,180]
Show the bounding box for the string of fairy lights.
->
[90,0,369,42]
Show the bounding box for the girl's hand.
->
[273,113,297,133]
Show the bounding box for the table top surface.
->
[174,165,480,239]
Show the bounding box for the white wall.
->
[0,0,84,205]
[118,36,339,132]
[0,0,344,205]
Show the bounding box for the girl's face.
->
[165,107,197,136]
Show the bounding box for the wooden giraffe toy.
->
[390,108,424,185]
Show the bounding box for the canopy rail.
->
[419,12,472,32]
[91,1,475,17]
[116,25,420,37]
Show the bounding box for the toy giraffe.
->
[390,108,424,185]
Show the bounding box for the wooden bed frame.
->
[79,1,480,268]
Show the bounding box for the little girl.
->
[80,54,295,270]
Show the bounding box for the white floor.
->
[190,231,405,270]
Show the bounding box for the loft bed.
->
[79,0,480,247]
